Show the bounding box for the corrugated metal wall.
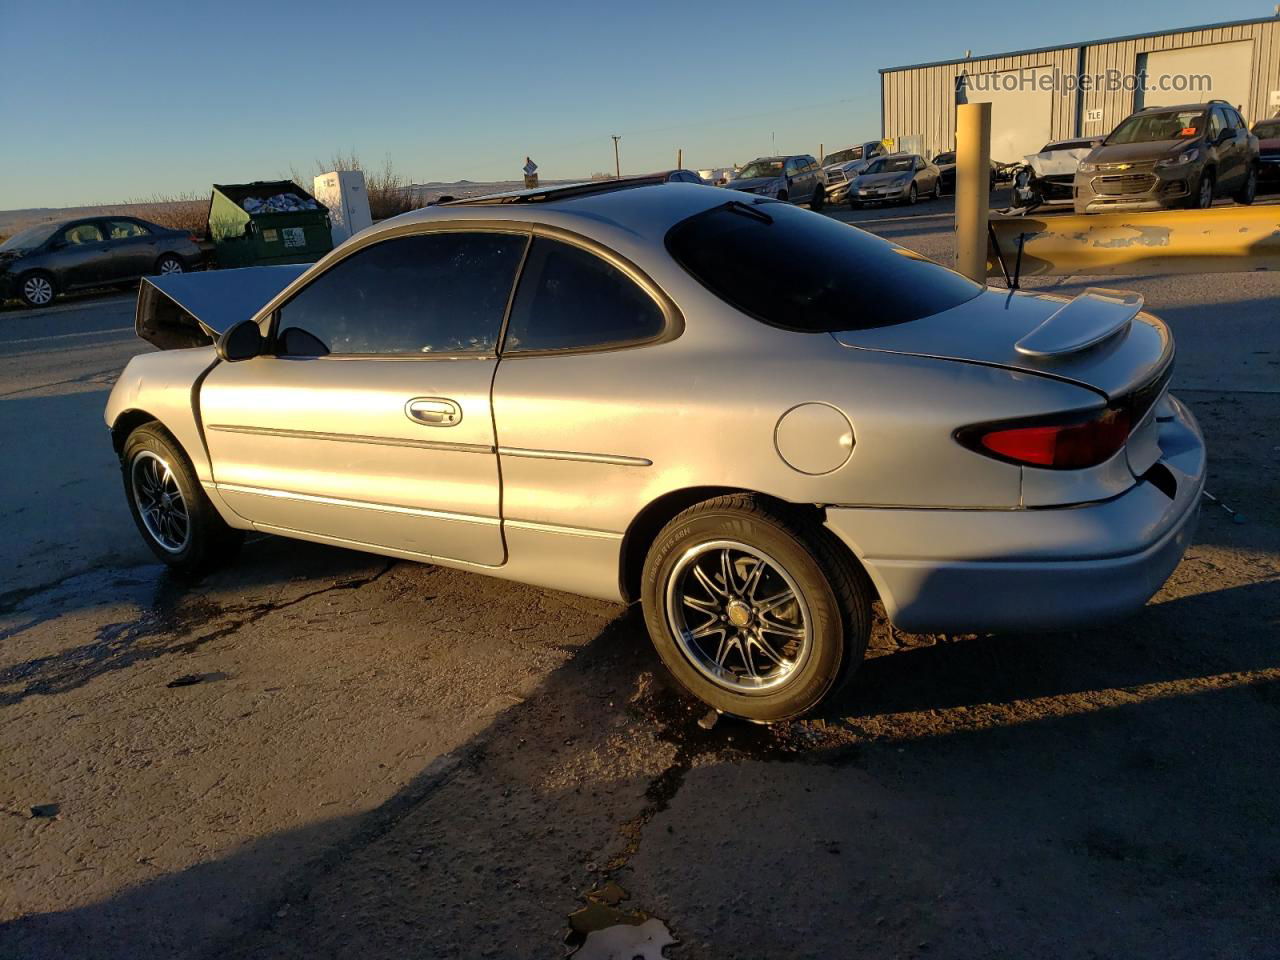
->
[882,18,1280,160]
[882,48,1079,160]
[1080,21,1280,126]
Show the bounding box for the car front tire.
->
[640,494,871,722]
[122,422,243,572]
[18,271,56,308]
[1234,165,1257,205]
[1194,169,1215,209]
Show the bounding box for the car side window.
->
[1209,108,1226,138]
[503,238,665,353]
[107,220,150,239]
[63,222,105,245]
[1226,107,1245,130]
[275,232,527,357]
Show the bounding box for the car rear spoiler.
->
[1014,287,1143,359]
[135,265,308,350]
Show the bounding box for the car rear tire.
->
[640,494,872,723]
[156,254,185,276]
[122,422,243,572]
[1234,165,1257,205]
[18,271,56,308]
[777,191,789,203]
[1194,170,1215,209]
[810,188,825,211]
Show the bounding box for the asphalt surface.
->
[1,202,1277,960]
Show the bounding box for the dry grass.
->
[296,152,429,220]
[116,191,208,234]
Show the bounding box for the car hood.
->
[723,177,778,192]
[855,171,911,187]
[1025,146,1093,177]
[135,264,309,350]
[831,286,1171,402]
[0,249,30,268]
[1089,139,1196,163]
[824,160,869,175]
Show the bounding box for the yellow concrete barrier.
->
[986,205,1280,279]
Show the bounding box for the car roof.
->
[383,181,736,250]
[1135,102,1216,113]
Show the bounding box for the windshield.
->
[0,222,60,251]
[933,152,955,164]
[1108,110,1205,144]
[864,156,914,175]
[665,201,982,333]
[823,147,861,165]
[1254,121,1280,139]
[734,159,784,180]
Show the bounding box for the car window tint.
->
[64,223,105,245]
[108,220,150,239]
[666,200,983,332]
[276,232,526,356]
[503,239,665,353]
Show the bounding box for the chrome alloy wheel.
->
[159,257,184,275]
[130,450,190,553]
[23,275,54,305]
[665,540,812,694]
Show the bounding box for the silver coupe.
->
[106,180,1205,722]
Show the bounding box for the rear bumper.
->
[824,395,1205,633]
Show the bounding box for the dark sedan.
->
[931,152,999,194]
[0,216,205,308]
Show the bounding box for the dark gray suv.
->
[1073,101,1259,214]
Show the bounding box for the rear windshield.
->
[665,201,982,332]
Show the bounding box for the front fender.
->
[106,347,218,482]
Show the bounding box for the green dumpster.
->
[207,180,333,268]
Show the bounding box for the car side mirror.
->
[216,320,265,362]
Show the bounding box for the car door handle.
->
[405,397,462,426]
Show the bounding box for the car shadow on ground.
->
[3,567,1276,960]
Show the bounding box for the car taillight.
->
[960,408,1132,469]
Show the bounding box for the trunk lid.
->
[135,264,308,350]
[830,286,1172,403]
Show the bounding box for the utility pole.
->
[611,135,622,178]
[677,147,682,170]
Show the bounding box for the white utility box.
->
[313,170,373,245]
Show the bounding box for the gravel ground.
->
[1,204,1276,959]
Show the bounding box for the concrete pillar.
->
[954,102,991,283]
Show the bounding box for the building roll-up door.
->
[1138,40,1254,120]
[958,65,1056,164]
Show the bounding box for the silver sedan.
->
[849,153,942,206]
[106,180,1204,722]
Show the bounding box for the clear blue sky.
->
[0,0,1269,208]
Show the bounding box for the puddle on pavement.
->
[565,882,677,959]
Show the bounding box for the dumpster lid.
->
[136,264,308,349]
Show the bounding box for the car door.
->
[199,228,528,565]
[1207,108,1235,193]
[1224,106,1251,189]
[104,219,159,280]
[53,220,110,289]
[491,235,674,558]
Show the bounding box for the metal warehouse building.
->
[881,15,1280,163]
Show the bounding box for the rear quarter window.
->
[665,201,982,332]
